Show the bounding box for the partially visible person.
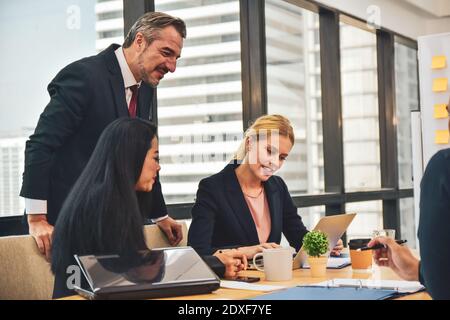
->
[368,96,450,300]
[21,12,187,261]
[188,115,343,258]
[51,118,246,299]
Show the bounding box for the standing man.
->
[20,12,186,260]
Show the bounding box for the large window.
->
[346,200,383,240]
[0,0,418,241]
[340,23,381,191]
[155,0,243,204]
[339,22,382,240]
[0,0,98,217]
[395,42,418,247]
[400,198,416,248]
[265,1,324,195]
[395,43,417,189]
[281,206,325,247]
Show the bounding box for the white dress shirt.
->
[25,46,167,222]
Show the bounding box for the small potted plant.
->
[302,230,329,277]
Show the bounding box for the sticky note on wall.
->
[433,78,448,92]
[432,56,447,69]
[434,104,448,119]
[435,130,449,144]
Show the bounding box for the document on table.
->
[220,280,287,292]
[312,278,425,293]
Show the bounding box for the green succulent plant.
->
[302,230,329,257]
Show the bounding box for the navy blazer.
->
[418,148,450,299]
[188,163,308,255]
[20,44,166,225]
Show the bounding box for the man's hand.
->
[27,214,54,261]
[368,236,420,281]
[156,217,183,246]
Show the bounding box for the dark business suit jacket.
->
[20,44,166,225]
[188,162,308,255]
[418,148,450,300]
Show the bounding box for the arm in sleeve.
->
[188,179,221,256]
[279,178,308,252]
[418,151,450,300]
[147,175,168,220]
[20,62,92,200]
[25,198,47,214]
[201,255,225,278]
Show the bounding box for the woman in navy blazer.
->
[188,115,343,258]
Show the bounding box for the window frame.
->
[0,0,417,241]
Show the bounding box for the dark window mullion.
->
[319,8,345,217]
[123,0,155,38]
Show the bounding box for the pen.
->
[356,239,407,251]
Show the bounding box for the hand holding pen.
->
[357,239,407,251]
[368,236,420,281]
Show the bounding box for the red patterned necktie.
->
[128,85,138,118]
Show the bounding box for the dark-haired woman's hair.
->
[51,118,158,274]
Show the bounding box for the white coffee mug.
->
[252,247,293,281]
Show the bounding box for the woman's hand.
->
[330,239,344,256]
[237,243,281,259]
[213,249,248,279]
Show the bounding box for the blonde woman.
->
[188,115,343,258]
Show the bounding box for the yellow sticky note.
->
[435,130,449,144]
[433,78,448,92]
[434,104,448,119]
[432,56,447,69]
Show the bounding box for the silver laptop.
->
[292,213,356,269]
[73,247,220,299]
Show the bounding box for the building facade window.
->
[265,0,324,195]
[395,42,418,248]
[395,43,417,189]
[340,23,381,191]
[346,200,383,240]
[0,0,97,217]
[155,0,243,204]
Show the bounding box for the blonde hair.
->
[233,114,295,161]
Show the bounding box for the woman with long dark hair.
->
[51,118,246,298]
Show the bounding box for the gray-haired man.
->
[20,12,186,259]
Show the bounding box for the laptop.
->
[73,247,220,300]
[248,213,356,270]
[292,213,356,269]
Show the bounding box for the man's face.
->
[137,26,183,87]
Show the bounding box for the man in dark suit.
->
[20,12,186,260]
